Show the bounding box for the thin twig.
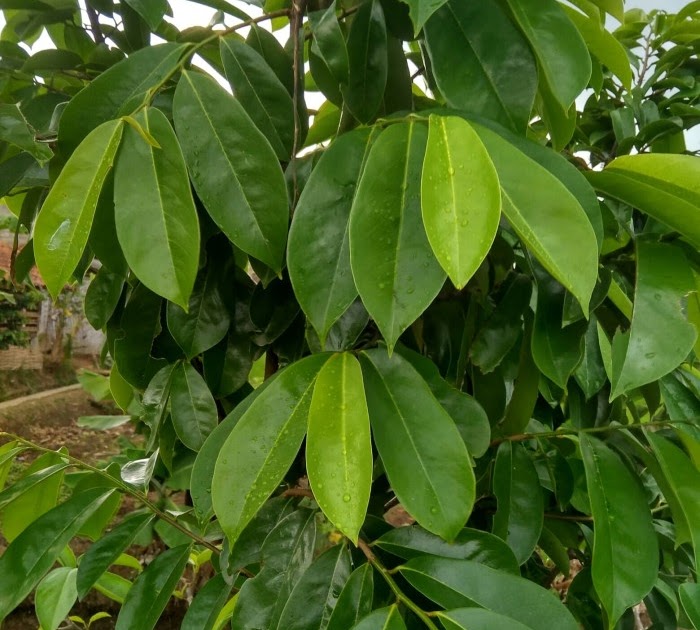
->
[290,0,307,209]
[85,2,105,44]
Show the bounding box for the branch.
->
[290,0,307,208]
[85,2,105,44]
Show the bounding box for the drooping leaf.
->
[34,119,123,298]
[352,606,406,630]
[309,1,348,84]
[288,128,374,342]
[360,348,474,540]
[220,36,295,160]
[423,0,537,133]
[123,0,167,29]
[212,354,330,545]
[580,435,658,628]
[574,316,607,399]
[327,563,374,630]
[173,70,288,272]
[350,122,445,351]
[610,241,697,399]
[181,574,233,630]
[85,266,124,330]
[114,107,199,308]
[115,544,191,630]
[421,115,500,288]
[307,353,372,543]
[35,568,78,630]
[169,362,218,452]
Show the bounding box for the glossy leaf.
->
[115,544,191,630]
[423,0,537,133]
[360,348,474,540]
[212,354,330,545]
[352,606,405,630]
[220,36,294,160]
[327,563,374,630]
[0,489,114,622]
[680,583,700,630]
[400,557,579,630]
[114,107,199,308]
[574,316,607,399]
[400,0,445,34]
[34,119,123,298]
[474,124,598,314]
[492,442,544,565]
[170,362,218,452]
[307,353,372,543]
[504,0,591,108]
[173,70,288,272]
[181,574,232,630]
[85,266,124,330]
[439,608,532,630]
[35,568,78,630]
[288,128,374,342]
[350,122,445,351]
[580,435,658,628]
[342,0,387,123]
[421,115,500,288]
[610,242,697,399]
[309,1,348,84]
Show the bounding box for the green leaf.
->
[399,557,579,630]
[309,1,348,84]
[77,513,154,599]
[352,606,406,630]
[586,154,700,249]
[423,0,537,133]
[288,128,374,342]
[173,70,288,272]
[85,266,124,330]
[473,124,598,314]
[327,563,374,630]
[580,435,658,628]
[610,242,697,399]
[375,525,519,574]
[307,353,372,543]
[0,489,114,622]
[399,0,446,34]
[212,354,330,545]
[170,362,218,451]
[114,107,199,308]
[421,115,500,289]
[35,568,78,630]
[341,0,388,123]
[439,608,532,630]
[276,543,352,629]
[492,442,544,565]
[124,0,167,29]
[115,544,191,630]
[59,43,188,151]
[220,37,295,160]
[504,0,591,108]
[350,122,445,351]
[181,574,232,630]
[34,119,123,299]
[0,103,53,164]
[574,316,607,399]
[680,583,700,630]
[360,348,474,540]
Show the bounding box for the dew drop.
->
[343,493,351,503]
[430,506,438,514]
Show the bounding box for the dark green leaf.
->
[327,563,374,630]
[170,362,218,452]
[85,267,124,330]
[680,583,700,630]
[181,574,232,630]
[439,608,532,630]
[124,0,167,29]
[0,103,53,163]
[574,316,607,400]
[309,1,348,84]
[352,606,406,630]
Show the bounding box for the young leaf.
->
[580,435,658,628]
[421,115,500,289]
[181,574,233,630]
[610,242,697,399]
[34,119,123,298]
[492,442,544,565]
[288,128,374,343]
[350,122,445,351]
[360,348,474,540]
[114,107,200,308]
[326,563,374,630]
[504,0,591,108]
[173,71,289,272]
[307,353,372,543]
[170,362,218,452]
[353,606,406,630]
[35,568,78,630]
[115,544,191,630]
[212,354,330,545]
[423,0,537,133]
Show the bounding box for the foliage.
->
[0,0,700,629]
[0,273,42,349]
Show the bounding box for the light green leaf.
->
[34,120,123,299]
[173,70,288,272]
[492,442,543,565]
[610,242,697,399]
[307,353,372,544]
[423,0,537,133]
[421,115,500,289]
[504,0,591,108]
[352,606,406,630]
[170,362,218,452]
[350,122,445,351]
[0,103,53,164]
[212,354,330,545]
[580,435,658,628]
[35,568,78,630]
[360,349,474,540]
[586,153,700,249]
[474,124,598,315]
[114,107,199,308]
